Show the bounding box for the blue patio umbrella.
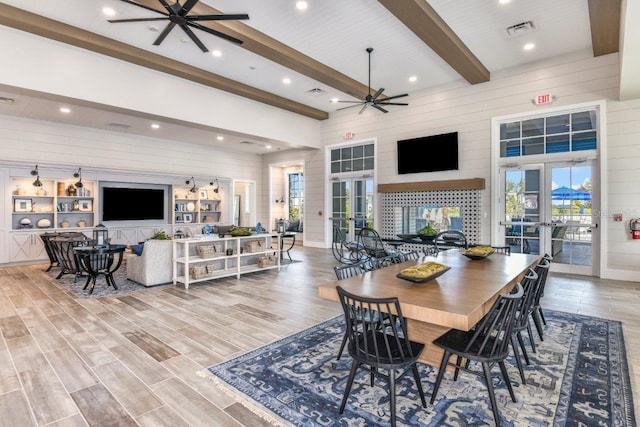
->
[552,186,591,202]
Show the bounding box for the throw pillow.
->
[131,244,144,256]
[287,220,299,232]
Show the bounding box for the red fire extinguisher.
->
[631,219,640,240]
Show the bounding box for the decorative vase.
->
[60,220,70,228]
[77,219,86,228]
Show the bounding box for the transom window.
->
[500,110,597,158]
[330,143,375,173]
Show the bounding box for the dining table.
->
[318,248,541,367]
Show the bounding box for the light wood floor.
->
[0,247,638,426]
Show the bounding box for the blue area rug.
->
[203,310,635,426]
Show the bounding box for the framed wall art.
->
[14,198,32,212]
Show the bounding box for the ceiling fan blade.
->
[108,17,170,23]
[188,14,250,21]
[117,0,169,15]
[373,104,389,113]
[178,0,200,16]
[371,88,384,101]
[157,0,175,14]
[359,104,370,114]
[153,22,176,45]
[376,102,409,106]
[336,103,364,111]
[336,100,364,104]
[180,24,208,52]
[187,22,243,44]
[380,93,409,101]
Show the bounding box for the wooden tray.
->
[396,266,450,283]
[463,249,495,260]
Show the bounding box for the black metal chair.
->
[358,227,397,261]
[50,235,91,281]
[280,233,296,262]
[336,286,426,426]
[332,222,365,264]
[334,261,367,281]
[40,232,62,272]
[75,245,126,294]
[397,250,421,262]
[430,283,524,427]
[531,253,553,340]
[433,230,468,253]
[509,268,540,383]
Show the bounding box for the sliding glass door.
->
[331,178,374,243]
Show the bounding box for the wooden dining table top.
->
[318,249,541,331]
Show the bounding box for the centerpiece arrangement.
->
[397,261,450,282]
[417,222,438,242]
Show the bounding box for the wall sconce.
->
[73,168,83,188]
[275,196,285,204]
[185,177,197,193]
[31,165,43,187]
[209,179,220,193]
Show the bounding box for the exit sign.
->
[534,94,553,105]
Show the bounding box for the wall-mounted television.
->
[101,185,167,222]
[397,132,459,174]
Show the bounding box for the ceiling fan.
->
[336,47,409,114]
[108,0,249,52]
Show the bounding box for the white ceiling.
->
[0,0,636,154]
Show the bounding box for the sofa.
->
[126,239,173,286]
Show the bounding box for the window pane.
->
[352,158,364,171]
[546,114,570,135]
[364,144,374,157]
[501,139,521,157]
[522,137,544,155]
[353,145,363,158]
[341,147,352,159]
[341,160,352,172]
[572,111,596,131]
[500,122,520,139]
[547,134,570,153]
[572,131,597,151]
[331,161,340,173]
[331,149,340,161]
[522,118,544,137]
[364,157,374,170]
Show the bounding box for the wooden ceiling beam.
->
[0,4,329,120]
[377,0,489,85]
[588,0,621,56]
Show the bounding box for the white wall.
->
[308,52,640,280]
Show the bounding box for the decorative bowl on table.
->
[463,246,495,260]
[396,261,450,283]
[230,228,253,237]
[417,233,436,242]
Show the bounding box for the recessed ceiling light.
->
[296,1,308,11]
[409,76,417,83]
[59,107,71,113]
[102,7,116,16]
[151,123,160,129]
[499,0,511,4]
[330,98,339,103]
[211,50,222,57]
[523,43,535,51]
[282,78,291,85]
[217,136,224,141]
[266,144,272,149]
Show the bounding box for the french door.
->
[330,178,374,243]
[499,161,598,275]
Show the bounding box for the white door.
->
[499,162,598,275]
[330,178,374,242]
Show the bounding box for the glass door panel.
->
[548,163,596,274]
[331,178,374,243]
[501,167,544,255]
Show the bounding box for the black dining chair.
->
[509,268,540,383]
[531,253,553,340]
[336,286,426,427]
[397,250,421,262]
[492,245,511,255]
[430,282,524,427]
[433,230,468,253]
[333,261,367,281]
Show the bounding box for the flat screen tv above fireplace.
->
[397,132,458,174]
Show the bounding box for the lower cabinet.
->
[173,234,280,289]
[9,231,48,263]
